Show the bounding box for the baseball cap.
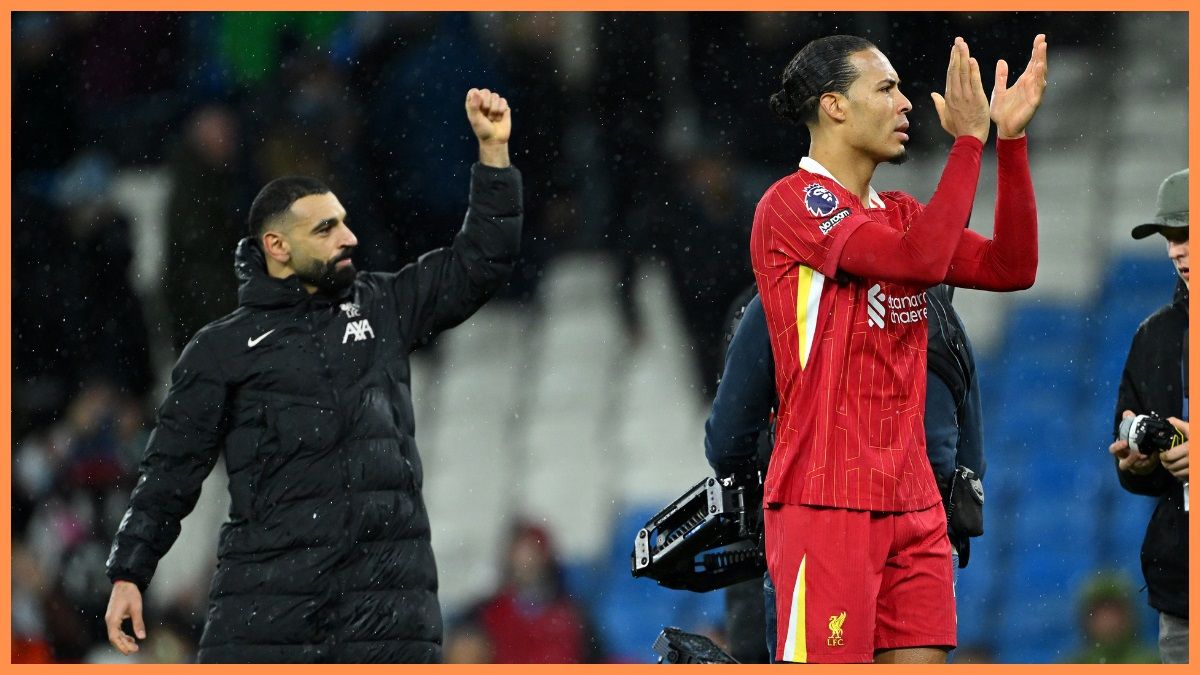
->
[1131,168,1188,240]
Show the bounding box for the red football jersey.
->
[751,157,942,512]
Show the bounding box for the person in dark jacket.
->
[103,88,521,664]
[704,284,985,662]
[1107,168,1189,664]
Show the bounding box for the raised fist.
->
[465,88,511,146]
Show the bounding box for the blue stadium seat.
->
[1100,255,1179,305]
[955,568,997,648]
[561,560,602,608]
[996,595,1075,663]
[593,504,728,662]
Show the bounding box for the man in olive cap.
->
[1107,168,1189,663]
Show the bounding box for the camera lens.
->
[1117,415,1142,452]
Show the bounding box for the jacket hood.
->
[234,237,353,309]
[1172,277,1189,311]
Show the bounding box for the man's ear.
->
[262,231,291,264]
[819,92,847,123]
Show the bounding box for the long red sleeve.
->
[944,136,1038,290]
[838,136,983,286]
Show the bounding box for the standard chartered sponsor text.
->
[888,290,927,324]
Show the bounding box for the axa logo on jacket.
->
[343,319,375,344]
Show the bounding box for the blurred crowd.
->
[442,522,605,663]
[12,11,1119,663]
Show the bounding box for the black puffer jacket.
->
[107,163,522,662]
[1113,278,1188,620]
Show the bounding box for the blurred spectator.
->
[71,13,187,164]
[592,13,674,339]
[245,44,396,274]
[164,104,246,352]
[490,13,587,301]
[12,13,83,180]
[443,618,495,664]
[12,187,77,436]
[464,521,605,663]
[249,47,349,181]
[54,152,155,399]
[654,153,754,393]
[12,381,149,662]
[367,13,505,265]
[73,13,184,107]
[686,12,818,174]
[216,12,345,88]
[12,152,154,438]
[1067,572,1158,664]
[12,543,56,663]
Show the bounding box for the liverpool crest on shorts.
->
[827,611,846,646]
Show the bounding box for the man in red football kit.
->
[751,34,1048,663]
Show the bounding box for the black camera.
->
[1118,412,1185,455]
[631,472,765,592]
[651,627,739,664]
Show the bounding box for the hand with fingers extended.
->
[991,33,1049,140]
[105,580,147,656]
[930,37,991,144]
[1109,410,1161,476]
[465,87,512,168]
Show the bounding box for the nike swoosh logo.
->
[247,329,275,348]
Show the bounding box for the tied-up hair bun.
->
[769,88,797,121]
[770,69,817,124]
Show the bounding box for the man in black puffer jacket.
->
[104,88,521,663]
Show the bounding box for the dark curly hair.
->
[247,175,331,237]
[770,35,877,127]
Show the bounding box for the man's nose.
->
[898,91,912,114]
[340,226,358,250]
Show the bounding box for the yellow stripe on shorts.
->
[783,554,808,663]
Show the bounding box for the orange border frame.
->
[2,8,9,669]
[1,6,1194,673]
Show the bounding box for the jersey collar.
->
[799,156,884,209]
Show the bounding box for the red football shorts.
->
[764,501,956,663]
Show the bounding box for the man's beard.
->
[296,250,356,293]
[887,146,910,166]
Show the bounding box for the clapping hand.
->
[990,34,1049,140]
[931,37,992,144]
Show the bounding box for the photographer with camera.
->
[1106,168,1189,664]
